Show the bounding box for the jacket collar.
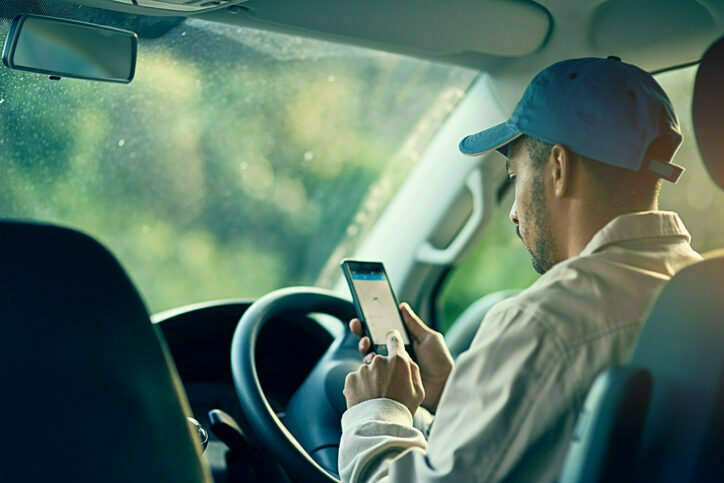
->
[580,211,691,256]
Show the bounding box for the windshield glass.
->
[0,2,477,313]
[438,64,722,332]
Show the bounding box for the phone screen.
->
[346,262,411,347]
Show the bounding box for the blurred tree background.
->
[0,3,476,313]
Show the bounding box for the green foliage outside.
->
[0,8,476,314]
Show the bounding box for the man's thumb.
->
[399,303,428,338]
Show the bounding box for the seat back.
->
[560,258,724,482]
[630,257,724,480]
[0,221,211,482]
[560,35,724,483]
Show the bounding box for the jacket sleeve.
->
[337,305,573,482]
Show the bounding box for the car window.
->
[437,64,721,333]
[0,3,477,313]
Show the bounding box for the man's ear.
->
[549,144,571,198]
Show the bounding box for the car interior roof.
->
[71,0,724,111]
[74,0,724,72]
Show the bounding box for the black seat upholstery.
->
[559,36,724,482]
[0,221,211,482]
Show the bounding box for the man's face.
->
[506,140,558,274]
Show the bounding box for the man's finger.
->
[349,319,364,337]
[399,303,430,340]
[386,330,405,357]
[363,352,376,364]
[409,360,421,377]
[358,336,371,355]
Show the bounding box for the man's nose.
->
[509,200,519,225]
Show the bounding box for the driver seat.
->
[559,36,724,482]
[0,221,212,482]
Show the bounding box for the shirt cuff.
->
[341,398,413,432]
[412,406,434,435]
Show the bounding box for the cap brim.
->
[458,122,522,157]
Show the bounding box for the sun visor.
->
[589,0,720,69]
[221,0,551,58]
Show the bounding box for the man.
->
[339,57,702,481]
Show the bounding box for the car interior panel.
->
[1,0,724,482]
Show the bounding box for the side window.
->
[436,190,539,333]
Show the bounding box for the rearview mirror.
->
[2,14,138,83]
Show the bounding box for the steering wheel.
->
[231,287,361,482]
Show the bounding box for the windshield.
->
[0,2,477,313]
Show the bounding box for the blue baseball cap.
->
[459,56,684,182]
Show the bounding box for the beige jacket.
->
[339,211,702,482]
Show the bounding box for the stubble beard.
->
[518,174,557,275]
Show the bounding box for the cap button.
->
[607,55,621,61]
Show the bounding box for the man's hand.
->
[343,330,425,416]
[349,303,454,412]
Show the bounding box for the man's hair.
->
[512,134,663,209]
[511,135,553,168]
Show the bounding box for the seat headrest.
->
[693,35,724,191]
[0,221,211,482]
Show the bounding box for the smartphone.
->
[341,259,414,358]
